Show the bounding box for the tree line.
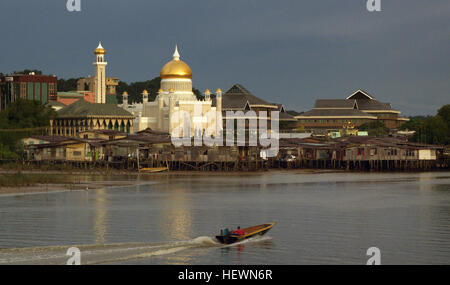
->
[57,76,204,103]
[2,69,205,103]
[0,99,56,159]
[399,104,450,145]
[357,104,449,145]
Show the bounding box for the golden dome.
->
[142,89,148,94]
[94,48,106,55]
[160,45,192,79]
[94,42,106,55]
[216,88,222,93]
[160,60,192,79]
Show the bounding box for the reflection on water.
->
[163,209,193,240]
[93,188,107,243]
[0,171,450,264]
[159,185,193,241]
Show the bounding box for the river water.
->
[0,171,449,265]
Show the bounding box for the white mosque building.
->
[120,46,223,137]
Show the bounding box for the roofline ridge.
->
[346,89,376,100]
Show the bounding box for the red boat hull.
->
[215,223,275,244]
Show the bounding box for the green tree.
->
[12,69,43,75]
[358,121,390,136]
[57,78,82,92]
[398,116,426,131]
[414,116,449,145]
[437,104,450,130]
[287,110,304,116]
[116,77,161,104]
[193,87,204,100]
[0,144,18,160]
[0,99,56,155]
[399,105,450,145]
[116,77,204,103]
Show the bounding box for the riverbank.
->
[3,166,448,196]
[0,181,141,196]
[0,170,143,196]
[0,168,346,196]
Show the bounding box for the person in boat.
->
[232,226,245,236]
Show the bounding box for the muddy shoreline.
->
[0,168,344,196]
[0,179,144,196]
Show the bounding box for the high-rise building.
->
[0,73,57,111]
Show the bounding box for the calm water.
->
[0,171,449,265]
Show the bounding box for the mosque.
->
[51,42,292,138]
[120,46,222,137]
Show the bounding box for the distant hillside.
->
[286,110,303,116]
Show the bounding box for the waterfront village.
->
[0,43,449,172]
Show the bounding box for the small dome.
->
[94,42,106,55]
[142,90,148,94]
[160,45,192,79]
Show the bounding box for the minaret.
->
[142,90,149,103]
[122,91,128,109]
[216,88,222,113]
[93,42,107,104]
[158,94,164,130]
[204,89,211,101]
[216,88,223,135]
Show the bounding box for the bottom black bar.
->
[0,265,447,283]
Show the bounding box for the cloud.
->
[0,0,448,115]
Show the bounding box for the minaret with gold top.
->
[93,42,107,104]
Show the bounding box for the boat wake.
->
[222,235,273,247]
[0,235,271,265]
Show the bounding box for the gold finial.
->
[123,91,128,95]
[216,88,222,93]
[142,89,148,94]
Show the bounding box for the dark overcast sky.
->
[0,0,448,115]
